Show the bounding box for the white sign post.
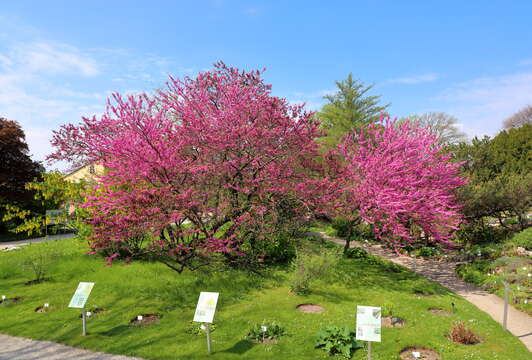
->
[193,292,219,355]
[68,282,95,336]
[356,306,381,360]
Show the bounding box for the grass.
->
[0,236,529,359]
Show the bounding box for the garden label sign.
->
[356,305,381,342]
[193,292,219,323]
[68,282,94,309]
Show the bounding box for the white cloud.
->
[435,71,532,137]
[388,73,439,84]
[4,42,99,77]
[0,41,105,167]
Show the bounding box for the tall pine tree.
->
[318,73,389,148]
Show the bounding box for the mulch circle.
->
[428,307,452,316]
[0,297,23,305]
[296,304,325,313]
[35,306,51,313]
[399,346,441,360]
[382,316,406,327]
[130,313,160,326]
[414,292,436,297]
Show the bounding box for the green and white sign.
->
[356,305,381,342]
[68,282,94,309]
[193,292,219,323]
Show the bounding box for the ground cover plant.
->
[454,228,532,315]
[0,237,529,360]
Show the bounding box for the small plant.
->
[315,326,360,358]
[22,245,61,284]
[185,321,216,335]
[290,248,339,295]
[246,320,286,343]
[344,247,369,259]
[448,321,481,345]
[418,246,440,257]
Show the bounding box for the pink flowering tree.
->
[332,118,467,252]
[48,62,328,272]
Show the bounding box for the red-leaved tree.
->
[332,118,466,252]
[48,62,327,272]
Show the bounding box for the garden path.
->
[0,233,75,251]
[310,231,532,352]
[0,334,143,360]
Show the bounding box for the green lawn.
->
[0,237,529,359]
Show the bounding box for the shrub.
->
[448,321,481,345]
[290,248,339,295]
[246,321,286,343]
[315,326,360,358]
[332,218,352,239]
[22,244,62,283]
[507,228,532,250]
[344,247,369,259]
[418,246,440,257]
[184,321,216,335]
[454,222,510,245]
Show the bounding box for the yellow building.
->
[64,163,105,183]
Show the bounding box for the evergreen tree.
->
[318,74,389,148]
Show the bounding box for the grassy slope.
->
[0,237,529,360]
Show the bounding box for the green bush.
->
[246,321,286,342]
[184,321,216,335]
[418,246,440,257]
[454,222,511,245]
[315,326,360,358]
[332,218,373,241]
[344,247,369,259]
[507,228,532,250]
[332,218,352,239]
[290,248,339,295]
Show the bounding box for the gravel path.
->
[0,233,75,251]
[311,231,532,352]
[0,334,143,360]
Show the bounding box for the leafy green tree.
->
[0,117,44,236]
[317,74,389,148]
[3,172,87,237]
[454,124,532,231]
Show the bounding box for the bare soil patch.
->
[296,304,324,313]
[382,316,406,327]
[35,305,52,313]
[129,313,160,326]
[428,307,452,316]
[0,297,23,305]
[399,346,441,360]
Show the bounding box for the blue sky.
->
[1,1,532,168]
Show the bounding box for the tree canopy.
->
[454,124,532,230]
[317,74,389,148]
[49,62,328,272]
[401,112,467,146]
[503,105,532,129]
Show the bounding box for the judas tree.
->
[48,63,327,272]
[333,118,467,251]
